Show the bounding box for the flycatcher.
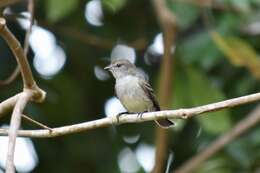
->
[104,59,173,128]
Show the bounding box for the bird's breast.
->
[115,76,152,112]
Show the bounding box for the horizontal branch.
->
[0,92,260,138]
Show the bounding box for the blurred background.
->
[0,0,260,172]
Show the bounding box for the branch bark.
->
[5,92,31,173]
[0,18,45,101]
[0,94,20,119]
[0,92,259,138]
[0,0,34,86]
[175,104,260,173]
[0,14,45,173]
[0,18,36,89]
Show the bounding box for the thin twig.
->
[22,114,52,131]
[5,92,31,173]
[175,104,260,173]
[0,68,20,85]
[0,0,34,86]
[0,92,259,138]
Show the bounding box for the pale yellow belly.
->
[121,93,151,112]
[115,76,153,112]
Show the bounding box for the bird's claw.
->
[137,111,147,120]
[116,112,130,123]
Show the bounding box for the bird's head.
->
[104,59,136,79]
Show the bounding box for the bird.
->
[104,58,174,128]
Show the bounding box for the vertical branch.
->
[0,18,35,89]
[175,105,260,173]
[0,0,34,86]
[5,92,31,173]
[152,0,177,173]
[1,1,45,172]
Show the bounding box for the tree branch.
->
[152,0,177,172]
[0,0,34,86]
[175,104,260,173]
[0,18,35,89]
[0,93,21,119]
[0,18,45,101]
[0,92,259,138]
[5,91,31,173]
[0,11,45,172]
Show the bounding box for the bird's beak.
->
[104,64,112,71]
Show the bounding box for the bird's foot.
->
[116,112,131,123]
[137,111,147,120]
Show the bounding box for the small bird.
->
[104,59,173,128]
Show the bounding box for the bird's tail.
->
[155,119,174,128]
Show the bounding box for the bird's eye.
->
[116,64,122,68]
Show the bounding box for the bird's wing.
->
[139,79,160,111]
[139,79,174,128]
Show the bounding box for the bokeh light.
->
[94,66,110,81]
[105,97,126,117]
[0,126,38,173]
[33,45,66,78]
[122,135,140,144]
[118,147,140,173]
[17,17,67,79]
[145,33,175,65]
[85,0,104,26]
[135,143,155,172]
[110,44,136,63]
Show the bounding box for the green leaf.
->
[178,32,221,69]
[46,0,79,22]
[172,60,232,134]
[102,0,127,13]
[188,67,231,134]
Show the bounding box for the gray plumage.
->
[105,59,173,128]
